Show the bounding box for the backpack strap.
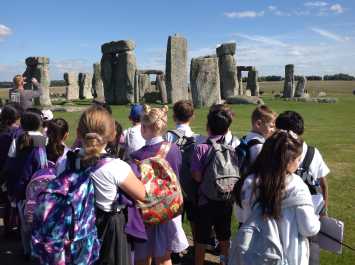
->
[301,146,315,172]
[156,142,172,159]
[246,138,262,148]
[168,129,186,146]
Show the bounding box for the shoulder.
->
[285,174,311,198]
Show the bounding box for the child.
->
[191,107,235,265]
[46,118,70,165]
[209,104,240,148]
[165,100,198,262]
[4,111,48,259]
[0,104,23,236]
[244,105,276,164]
[56,105,146,265]
[123,104,146,157]
[235,130,320,265]
[130,105,187,265]
[275,111,330,211]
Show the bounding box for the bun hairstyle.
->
[77,105,116,160]
[141,105,169,135]
[46,118,69,163]
[237,129,303,219]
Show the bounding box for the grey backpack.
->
[200,138,240,201]
[229,187,313,265]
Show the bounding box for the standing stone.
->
[246,69,259,96]
[100,40,137,104]
[216,43,239,99]
[138,73,151,100]
[295,76,307,97]
[83,73,93,99]
[23,57,52,106]
[134,71,140,103]
[64,72,79,100]
[283,64,295,98]
[190,56,221,108]
[78,73,85,99]
[92,63,105,100]
[156,74,168,104]
[166,34,188,103]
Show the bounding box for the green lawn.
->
[1,81,354,264]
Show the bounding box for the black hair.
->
[0,105,20,130]
[6,102,24,116]
[16,112,43,153]
[275,111,304,135]
[207,106,233,136]
[46,118,69,163]
[173,100,194,123]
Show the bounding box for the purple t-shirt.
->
[190,135,224,205]
[190,135,224,174]
[129,141,182,179]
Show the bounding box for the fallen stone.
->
[226,96,264,105]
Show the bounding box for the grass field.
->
[1,81,354,264]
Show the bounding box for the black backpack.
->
[235,136,262,177]
[168,130,198,204]
[295,146,321,195]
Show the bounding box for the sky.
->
[0,0,355,80]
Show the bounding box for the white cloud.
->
[268,6,277,11]
[0,24,12,40]
[233,33,288,47]
[311,27,347,41]
[329,4,344,13]
[228,32,355,76]
[224,11,265,19]
[304,1,329,7]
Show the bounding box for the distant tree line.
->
[323,73,355,81]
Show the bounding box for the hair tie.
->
[279,129,298,140]
[85,133,104,144]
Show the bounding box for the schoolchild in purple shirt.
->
[4,111,48,259]
[0,103,23,236]
[191,105,235,265]
[130,105,187,265]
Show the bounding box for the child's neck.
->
[176,122,190,127]
[132,122,141,126]
[251,129,265,138]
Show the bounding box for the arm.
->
[319,177,328,212]
[119,170,146,201]
[25,78,43,98]
[295,204,321,237]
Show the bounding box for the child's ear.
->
[63,132,69,141]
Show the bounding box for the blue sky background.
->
[0,0,354,80]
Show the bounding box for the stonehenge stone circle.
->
[216,43,239,99]
[283,64,295,98]
[100,40,137,104]
[64,72,79,100]
[92,63,105,100]
[190,55,221,108]
[166,34,188,103]
[23,56,52,106]
[138,73,151,100]
[82,73,93,99]
[295,76,307,97]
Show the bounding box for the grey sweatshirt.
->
[9,84,43,110]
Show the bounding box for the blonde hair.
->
[77,105,116,160]
[141,105,169,135]
[13,75,24,88]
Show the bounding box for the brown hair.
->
[173,100,194,123]
[251,105,276,124]
[141,105,169,135]
[237,130,303,219]
[13,75,24,88]
[77,105,116,160]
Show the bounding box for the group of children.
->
[0,95,330,265]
